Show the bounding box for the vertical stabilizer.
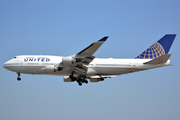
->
[136,34,176,59]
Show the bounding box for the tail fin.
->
[136,34,176,59]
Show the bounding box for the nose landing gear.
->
[17,73,21,81]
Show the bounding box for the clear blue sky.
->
[0,1,179,120]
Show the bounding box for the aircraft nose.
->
[3,62,8,69]
[3,59,18,72]
[3,61,12,70]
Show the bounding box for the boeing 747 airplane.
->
[3,34,176,86]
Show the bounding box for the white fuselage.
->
[3,55,171,77]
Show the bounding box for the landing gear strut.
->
[17,73,21,81]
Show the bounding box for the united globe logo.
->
[136,42,165,59]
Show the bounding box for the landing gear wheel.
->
[73,74,88,86]
[17,73,21,81]
[78,82,82,86]
[85,80,88,84]
[17,77,21,81]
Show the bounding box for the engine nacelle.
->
[64,76,73,82]
[45,65,55,73]
[62,57,75,66]
[89,78,104,83]
[45,65,63,73]
[62,57,83,66]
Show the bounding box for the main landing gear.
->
[17,73,21,81]
[77,78,88,86]
[69,75,88,86]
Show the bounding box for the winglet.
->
[98,36,109,41]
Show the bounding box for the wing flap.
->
[88,75,115,83]
[89,75,115,78]
[144,54,171,64]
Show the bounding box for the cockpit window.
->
[13,57,16,59]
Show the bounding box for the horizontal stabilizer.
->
[144,54,171,64]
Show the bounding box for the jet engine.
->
[45,65,63,73]
[62,57,82,66]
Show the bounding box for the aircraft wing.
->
[72,36,108,65]
[62,36,108,77]
[77,36,109,56]
[88,75,115,82]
